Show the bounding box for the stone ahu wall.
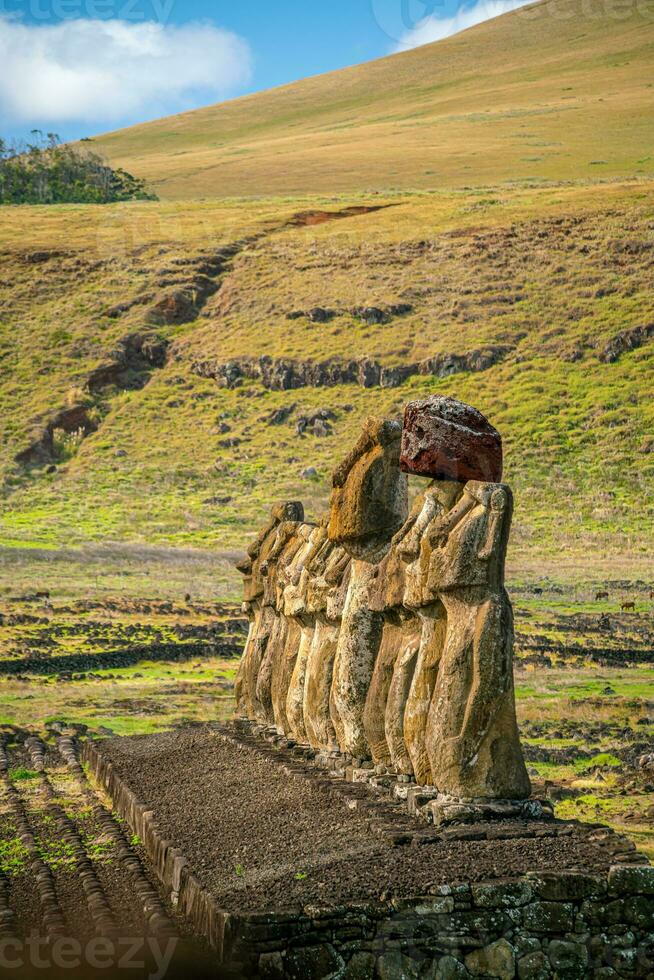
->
[228,867,654,980]
[235,396,534,820]
[84,735,654,980]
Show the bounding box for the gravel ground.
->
[96,726,619,912]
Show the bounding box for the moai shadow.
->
[328,418,408,759]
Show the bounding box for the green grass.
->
[36,837,76,871]
[574,753,622,771]
[0,654,237,734]
[8,767,40,783]
[515,672,654,705]
[0,834,30,875]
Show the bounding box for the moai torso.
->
[426,482,511,595]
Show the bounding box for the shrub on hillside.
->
[0,131,156,205]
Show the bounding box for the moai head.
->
[399,397,508,595]
[239,501,304,603]
[328,417,408,563]
[400,395,503,483]
[271,501,305,524]
[427,481,513,594]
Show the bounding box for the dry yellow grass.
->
[90,0,654,199]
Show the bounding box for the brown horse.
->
[595,591,609,601]
[621,601,636,612]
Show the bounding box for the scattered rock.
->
[15,404,99,466]
[353,306,389,324]
[262,405,296,425]
[599,322,654,363]
[307,307,337,323]
[561,344,584,363]
[297,409,337,437]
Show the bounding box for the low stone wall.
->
[82,739,654,979]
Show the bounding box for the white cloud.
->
[394,0,532,50]
[0,16,252,127]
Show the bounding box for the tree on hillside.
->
[0,131,157,205]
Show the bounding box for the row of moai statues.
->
[235,396,531,803]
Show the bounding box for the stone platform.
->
[83,724,654,979]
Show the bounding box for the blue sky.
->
[0,0,527,143]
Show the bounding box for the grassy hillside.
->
[91,0,654,199]
[0,180,653,596]
[1,0,653,596]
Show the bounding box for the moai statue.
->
[396,480,464,785]
[328,418,408,758]
[235,501,304,720]
[363,528,419,769]
[254,513,305,725]
[302,534,351,752]
[400,396,531,801]
[284,522,330,742]
[270,522,317,735]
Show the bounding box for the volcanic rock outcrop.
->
[235,396,530,806]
